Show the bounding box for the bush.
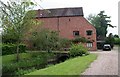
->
[15,67,37,76]
[2,43,26,55]
[30,29,59,51]
[69,44,88,57]
[57,38,72,50]
[19,44,26,52]
[114,38,120,45]
[2,56,45,76]
[72,37,88,43]
[2,63,18,75]
[2,52,55,76]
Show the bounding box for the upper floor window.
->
[73,31,79,36]
[86,30,92,36]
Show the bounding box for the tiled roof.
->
[36,7,84,18]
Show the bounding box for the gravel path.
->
[82,46,118,75]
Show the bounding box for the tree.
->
[105,33,115,48]
[87,11,114,40]
[114,34,119,38]
[0,0,39,61]
[30,28,60,52]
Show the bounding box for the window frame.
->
[73,31,79,36]
[87,42,93,48]
[86,30,93,36]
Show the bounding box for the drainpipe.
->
[38,9,41,18]
[57,17,60,35]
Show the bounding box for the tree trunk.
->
[16,44,19,62]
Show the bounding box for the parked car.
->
[103,44,111,51]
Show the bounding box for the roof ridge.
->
[39,7,83,10]
[36,7,84,18]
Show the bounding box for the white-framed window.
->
[87,43,93,48]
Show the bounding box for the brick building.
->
[35,7,97,51]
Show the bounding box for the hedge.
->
[69,44,89,57]
[2,44,26,55]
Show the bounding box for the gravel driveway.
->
[82,46,118,75]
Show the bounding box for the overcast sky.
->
[1,0,119,36]
[33,0,119,36]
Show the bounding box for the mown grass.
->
[2,53,31,63]
[26,54,97,75]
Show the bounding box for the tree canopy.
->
[0,0,40,61]
[0,0,38,43]
[114,34,119,38]
[87,11,114,40]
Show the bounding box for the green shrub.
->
[19,44,26,52]
[57,38,72,50]
[2,57,45,76]
[2,52,55,76]
[69,44,88,57]
[3,62,38,76]
[30,29,59,51]
[17,54,49,68]
[59,38,71,47]
[15,67,37,76]
[72,37,88,43]
[2,63,18,75]
[2,44,26,55]
[114,38,120,45]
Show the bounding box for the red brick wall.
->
[37,18,58,31]
[37,16,97,51]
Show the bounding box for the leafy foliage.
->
[15,67,37,76]
[114,38,120,45]
[2,52,55,76]
[29,28,72,51]
[0,0,40,61]
[105,33,115,48]
[57,38,72,50]
[69,44,89,57]
[0,0,37,44]
[114,34,119,38]
[30,29,60,51]
[87,11,114,40]
[2,43,26,55]
[72,37,88,43]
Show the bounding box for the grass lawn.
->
[26,54,97,75]
[2,53,31,63]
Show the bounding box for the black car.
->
[103,44,111,51]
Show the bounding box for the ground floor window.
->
[87,42,93,48]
